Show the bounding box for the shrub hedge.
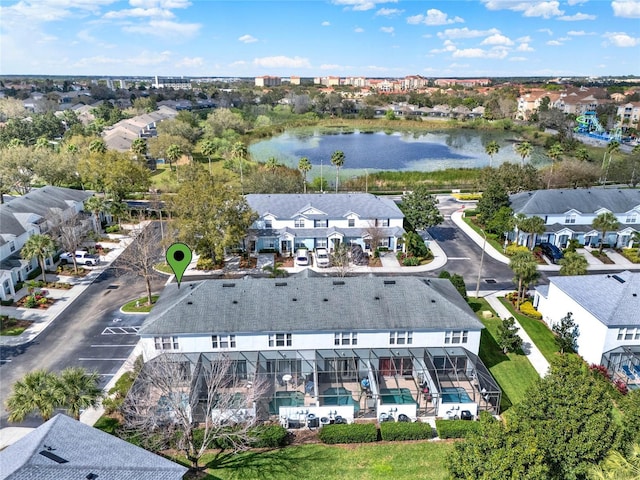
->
[379,421,433,441]
[435,419,480,439]
[318,423,378,444]
[519,301,542,319]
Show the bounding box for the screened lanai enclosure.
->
[601,346,640,389]
[127,348,500,426]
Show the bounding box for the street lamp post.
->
[475,229,487,299]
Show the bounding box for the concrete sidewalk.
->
[482,291,550,377]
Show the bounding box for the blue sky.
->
[1,0,639,77]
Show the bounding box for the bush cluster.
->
[379,421,433,441]
[436,419,481,439]
[621,248,640,263]
[519,301,542,319]
[318,423,378,444]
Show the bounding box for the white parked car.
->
[295,249,309,266]
[315,248,330,268]
[59,251,100,266]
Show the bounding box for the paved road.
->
[427,196,515,290]
[0,232,167,429]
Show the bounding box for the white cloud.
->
[481,1,564,18]
[430,40,457,54]
[517,43,534,51]
[0,0,116,26]
[567,30,587,35]
[567,0,587,4]
[547,40,563,45]
[73,49,173,68]
[253,55,312,68]
[376,8,403,16]
[331,0,392,12]
[538,28,554,35]
[437,27,500,39]
[380,26,394,34]
[129,0,191,8]
[354,27,364,33]
[103,7,175,19]
[176,56,203,67]
[321,21,331,26]
[517,35,532,42]
[509,56,527,61]
[122,19,201,37]
[481,33,514,45]
[602,31,640,47]
[452,47,508,59]
[407,8,464,25]
[238,34,258,43]
[612,0,640,18]
[558,12,596,20]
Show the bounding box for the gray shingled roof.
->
[245,193,404,220]
[138,277,483,336]
[0,186,92,243]
[0,414,187,480]
[510,189,640,215]
[548,271,640,327]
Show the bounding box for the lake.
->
[249,128,548,178]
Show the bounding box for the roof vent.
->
[187,301,193,305]
[323,298,328,302]
[86,474,99,480]
[275,282,287,287]
[383,280,396,285]
[633,293,637,297]
[333,280,345,286]
[431,299,436,303]
[292,298,297,301]
[612,275,626,284]
[223,283,236,287]
[39,450,68,464]
[232,300,238,304]
[374,296,380,300]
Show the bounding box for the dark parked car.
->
[350,244,369,266]
[539,242,564,264]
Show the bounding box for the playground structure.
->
[574,111,622,142]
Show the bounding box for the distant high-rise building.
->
[255,76,281,87]
[153,76,192,90]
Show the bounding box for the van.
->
[315,248,330,268]
[295,249,309,266]
[539,242,564,264]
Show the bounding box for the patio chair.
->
[622,365,636,380]
[634,365,640,377]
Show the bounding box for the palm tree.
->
[130,138,147,161]
[602,140,621,187]
[629,231,640,249]
[166,144,182,173]
[265,157,281,172]
[58,367,102,420]
[509,250,539,308]
[84,196,107,233]
[331,150,345,193]
[559,251,588,276]
[515,141,533,167]
[201,139,216,174]
[590,443,640,480]
[88,139,107,155]
[6,370,64,422]
[262,261,287,278]
[298,157,312,193]
[485,140,500,168]
[576,146,590,162]
[231,141,248,194]
[108,200,129,228]
[21,234,56,282]
[34,137,51,150]
[546,143,564,189]
[592,212,620,253]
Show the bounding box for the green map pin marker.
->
[166,243,192,288]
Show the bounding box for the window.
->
[294,218,305,228]
[381,219,389,227]
[445,330,469,344]
[389,331,413,345]
[264,238,275,249]
[618,328,637,341]
[626,214,637,223]
[264,219,272,229]
[565,214,576,224]
[269,333,292,347]
[348,219,355,227]
[334,332,357,346]
[315,219,328,228]
[212,334,236,349]
[9,242,15,253]
[316,238,327,248]
[154,336,179,350]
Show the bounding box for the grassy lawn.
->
[499,298,559,363]
[154,262,174,275]
[178,441,455,480]
[469,298,539,412]
[461,215,506,254]
[0,315,31,336]
[121,295,160,313]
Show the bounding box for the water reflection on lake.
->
[249,128,547,177]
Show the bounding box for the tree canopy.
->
[400,185,444,231]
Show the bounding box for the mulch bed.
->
[14,296,55,309]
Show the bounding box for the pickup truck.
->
[59,251,101,266]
